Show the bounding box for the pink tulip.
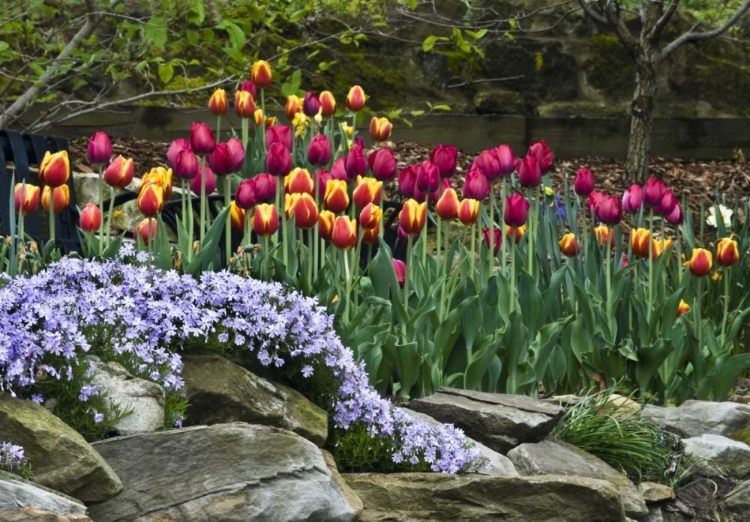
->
[265,143,292,176]
[474,149,501,180]
[265,125,294,152]
[527,140,554,174]
[167,138,191,167]
[495,144,516,175]
[190,122,215,155]
[622,184,643,213]
[190,164,216,195]
[666,203,683,225]
[173,148,199,180]
[643,177,666,207]
[574,168,594,197]
[235,179,256,209]
[392,259,406,286]
[86,131,112,164]
[368,149,398,181]
[517,156,542,188]
[463,168,490,200]
[307,135,332,166]
[345,145,367,180]
[303,92,321,117]
[657,189,678,217]
[253,173,276,203]
[483,227,502,255]
[416,160,440,193]
[398,165,418,198]
[429,144,458,178]
[504,194,530,227]
[595,195,623,225]
[330,158,348,181]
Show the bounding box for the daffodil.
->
[706,204,733,228]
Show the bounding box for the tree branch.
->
[662,0,750,58]
[576,0,607,25]
[599,0,641,58]
[648,0,680,41]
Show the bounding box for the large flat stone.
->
[182,354,328,446]
[0,506,92,521]
[641,401,750,442]
[0,471,87,515]
[407,387,564,453]
[507,439,648,518]
[683,434,750,478]
[343,472,626,521]
[88,423,357,522]
[0,395,122,503]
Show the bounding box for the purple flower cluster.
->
[0,441,26,469]
[0,250,481,472]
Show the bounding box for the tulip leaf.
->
[635,339,672,394]
[102,234,123,259]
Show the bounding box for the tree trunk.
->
[625,59,659,184]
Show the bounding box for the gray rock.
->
[638,482,675,504]
[343,472,626,521]
[86,355,165,435]
[88,423,356,522]
[683,434,750,478]
[181,354,328,446]
[507,439,648,518]
[641,401,750,442]
[399,408,518,477]
[407,387,564,453]
[0,471,87,515]
[641,507,664,522]
[0,395,122,503]
[721,479,750,514]
[321,450,363,519]
[0,506,93,521]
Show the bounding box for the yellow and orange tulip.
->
[320,91,337,117]
[436,188,459,220]
[684,248,713,277]
[318,210,335,241]
[285,192,319,229]
[251,60,272,88]
[235,90,256,118]
[14,183,41,215]
[285,95,302,121]
[352,176,383,209]
[594,225,615,249]
[716,238,740,267]
[136,217,158,245]
[559,232,581,257]
[137,182,165,217]
[229,202,245,232]
[676,299,690,318]
[399,199,427,235]
[346,85,366,112]
[41,185,70,214]
[332,216,358,250]
[359,203,382,230]
[252,203,279,236]
[284,168,314,195]
[324,179,350,214]
[369,117,392,142]
[39,150,70,187]
[208,88,228,116]
[142,167,173,199]
[457,199,480,226]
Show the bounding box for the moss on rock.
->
[584,35,635,98]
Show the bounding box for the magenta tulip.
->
[345,145,367,180]
[238,80,257,99]
[190,122,215,155]
[174,148,199,180]
[517,156,541,188]
[330,158,348,181]
[416,160,440,193]
[666,203,683,225]
[235,179,256,209]
[227,138,245,172]
[303,92,321,117]
[657,189,678,217]
[253,173,276,203]
[429,144,458,178]
[622,184,643,213]
[167,138,191,167]
[392,259,406,286]
[483,227,502,255]
[314,169,332,198]
[368,149,398,181]
[207,143,231,175]
[504,194,530,227]
[474,149,501,180]
[307,135,332,166]
[587,190,604,215]
[86,131,112,164]
[398,166,418,198]
[643,177,667,207]
[190,164,216,195]
[595,195,622,225]
[495,144,516,175]
[574,167,594,197]
[527,140,554,174]
[265,125,293,152]
[265,143,292,176]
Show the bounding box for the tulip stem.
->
[443,220,451,278]
[500,179,507,272]
[489,188,496,270]
[437,217,442,269]
[422,199,428,266]
[343,247,352,324]
[187,182,195,263]
[278,177,287,268]
[216,116,222,144]
[241,118,249,152]
[404,234,413,309]
[106,186,116,248]
[147,217,154,257]
[260,89,267,151]
[97,165,104,256]
[224,176,231,267]
[199,156,207,244]
[648,209,654,322]
[722,268,730,348]
[605,225,613,311]
[180,180,187,234]
[49,191,55,246]
[696,276,703,361]
[510,235,516,313]
[676,226,683,285]
[470,223,476,280]
[581,197,589,269]
[263,236,270,280]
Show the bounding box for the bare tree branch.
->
[447,75,524,89]
[576,0,607,25]
[662,0,750,57]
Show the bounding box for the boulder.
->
[181,354,328,446]
[0,506,92,521]
[507,439,648,518]
[86,355,165,435]
[343,472,626,521]
[0,471,87,516]
[399,408,518,476]
[322,450,363,519]
[682,434,750,478]
[407,387,564,453]
[641,401,750,442]
[721,479,750,515]
[0,395,122,503]
[88,423,357,522]
[638,482,675,504]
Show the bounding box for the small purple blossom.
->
[30,393,44,404]
[93,411,104,423]
[78,385,98,402]
[0,441,26,469]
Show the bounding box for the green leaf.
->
[158,63,174,85]
[410,110,425,117]
[216,20,246,49]
[423,35,438,52]
[143,17,168,48]
[187,0,206,25]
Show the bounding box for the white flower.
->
[706,205,733,228]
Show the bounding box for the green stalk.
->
[436,216,442,268]
[422,198,429,266]
[404,234,413,309]
[647,209,655,322]
[722,267,730,348]
[97,165,104,255]
[581,197,589,266]
[180,180,187,235]
[216,116,222,144]
[500,178,507,271]
[260,89,267,150]
[279,177,287,268]
[243,206,250,247]
[444,220,451,278]
[199,156,207,244]
[187,181,195,263]
[470,222,476,280]
[224,176,231,266]
[263,235,270,280]
[106,186,116,247]
[308,228,314,285]
[343,246,352,324]
[147,217,154,257]
[696,277,703,357]
[489,188,496,269]
[510,236,516,313]
[606,226,613,311]
[676,226,683,285]
[241,118,249,151]
[48,190,55,246]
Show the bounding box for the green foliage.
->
[551,388,678,482]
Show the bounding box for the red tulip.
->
[79,202,101,233]
[235,179,256,209]
[416,160,440,193]
[463,168,490,200]
[208,141,244,175]
[622,184,643,214]
[14,183,40,215]
[265,143,292,176]
[393,259,406,286]
[595,195,623,225]
[574,167,594,197]
[265,125,294,152]
[167,138,191,167]
[319,91,337,117]
[86,131,112,165]
[190,122,215,155]
[346,85,366,112]
[685,248,713,277]
[345,145,367,180]
[368,149,398,181]
[430,144,458,178]
[135,218,158,245]
[251,60,272,89]
[234,91,255,118]
[331,158,348,181]
[303,92,321,117]
[504,193,530,227]
[307,135,332,166]
[483,227,502,255]
[238,80,257,98]
[253,204,279,236]
[495,144,516,175]
[332,216,358,250]
[643,178,666,207]
[253,173,276,203]
[474,149,501,180]
[657,189,678,217]
[517,156,541,188]
[436,188,459,220]
[104,155,136,188]
[398,165,418,198]
[527,140,554,174]
[666,203,683,225]
[190,164,216,196]
[39,151,70,188]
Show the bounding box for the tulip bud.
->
[458,198,480,226]
[39,150,70,187]
[369,117,392,142]
[252,203,279,236]
[397,165,419,198]
[587,190,604,216]
[285,167,314,195]
[505,225,527,244]
[239,80,257,98]
[559,232,581,257]
[265,143,292,176]
[595,195,622,225]
[137,182,164,217]
[574,168,594,197]
[517,156,541,188]
[209,89,228,116]
[307,135,332,166]
[190,122,215,155]
[191,164,217,196]
[167,139,191,166]
[353,176,383,209]
[142,166,173,199]
[622,184,643,214]
[483,228,502,255]
[666,203,683,226]
[436,188,460,220]
[504,193,530,227]
[302,92,321,117]
[324,179,350,213]
[359,203,382,230]
[332,216,358,250]
[79,202,102,233]
[41,185,70,214]
[362,226,379,245]
[716,238,740,267]
[463,168,490,200]
[330,158,348,181]
[630,228,652,258]
[265,124,294,152]
[345,145,367,180]
[685,248,713,277]
[416,161,440,193]
[14,183,41,215]
[253,173,276,202]
[657,189,678,217]
[285,95,302,121]
[392,259,406,286]
[594,225,615,249]
[285,192,319,229]
[429,144,458,178]
[527,140,554,174]
[251,60,272,88]
[314,169,332,199]
[495,144,516,175]
[368,149,397,181]
[654,237,673,258]
[86,131,112,165]
[643,177,666,207]
[346,85,366,112]
[208,139,244,175]
[676,299,690,318]
[474,149,501,180]
[135,218,158,245]
[319,91,337,117]
[227,201,245,232]
[399,199,427,235]
[104,155,136,188]
[318,210,335,241]
[235,179,257,209]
